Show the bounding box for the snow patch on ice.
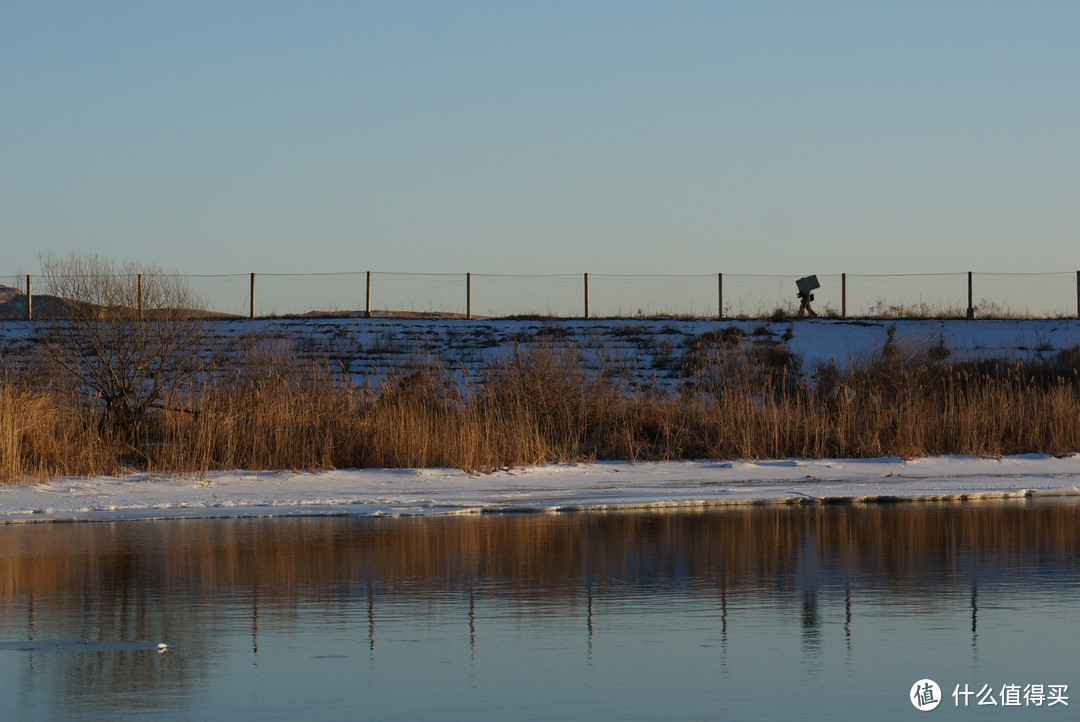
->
[2,454,1080,522]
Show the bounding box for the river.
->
[1,499,1077,720]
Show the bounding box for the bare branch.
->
[33,252,210,461]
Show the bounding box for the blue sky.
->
[3,1,1078,276]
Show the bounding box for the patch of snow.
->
[2,455,1079,522]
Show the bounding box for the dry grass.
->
[0,385,117,483]
[5,341,1080,483]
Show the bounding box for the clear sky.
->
[3,1,1078,277]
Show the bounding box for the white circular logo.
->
[911,679,942,711]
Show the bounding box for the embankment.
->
[3,316,1080,481]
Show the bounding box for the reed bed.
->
[0,386,114,482]
[4,342,1080,483]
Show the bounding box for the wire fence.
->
[2,271,1079,320]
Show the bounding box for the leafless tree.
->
[34,252,209,459]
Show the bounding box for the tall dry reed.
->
[0,386,117,483]
[6,342,1080,483]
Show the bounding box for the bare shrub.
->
[33,252,209,463]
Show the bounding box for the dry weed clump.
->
[145,343,357,473]
[6,338,1080,483]
[0,386,117,483]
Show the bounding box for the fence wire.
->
[720,274,844,318]
[969,273,1076,318]
[0,276,25,293]
[369,273,468,317]
[255,273,373,317]
[589,275,719,318]
[186,274,252,317]
[472,274,583,318]
[844,273,968,318]
[3,271,1080,320]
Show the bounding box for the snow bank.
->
[2,455,1079,522]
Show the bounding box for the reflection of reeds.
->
[4,502,1075,714]
[5,342,1080,480]
[2,502,1078,603]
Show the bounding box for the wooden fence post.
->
[137,274,144,318]
[249,273,256,319]
[584,273,590,319]
[26,274,32,321]
[466,272,472,320]
[841,272,847,319]
[718,272,723,320]
[365,271,372,318]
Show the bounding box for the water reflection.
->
[1,498,1078,720]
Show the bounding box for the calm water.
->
[1,500,1078,720]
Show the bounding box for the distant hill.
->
[0,284,85,319]
[0,284,237,320]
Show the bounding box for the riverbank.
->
[6,317,1080,482]
[2,454,1079,522]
